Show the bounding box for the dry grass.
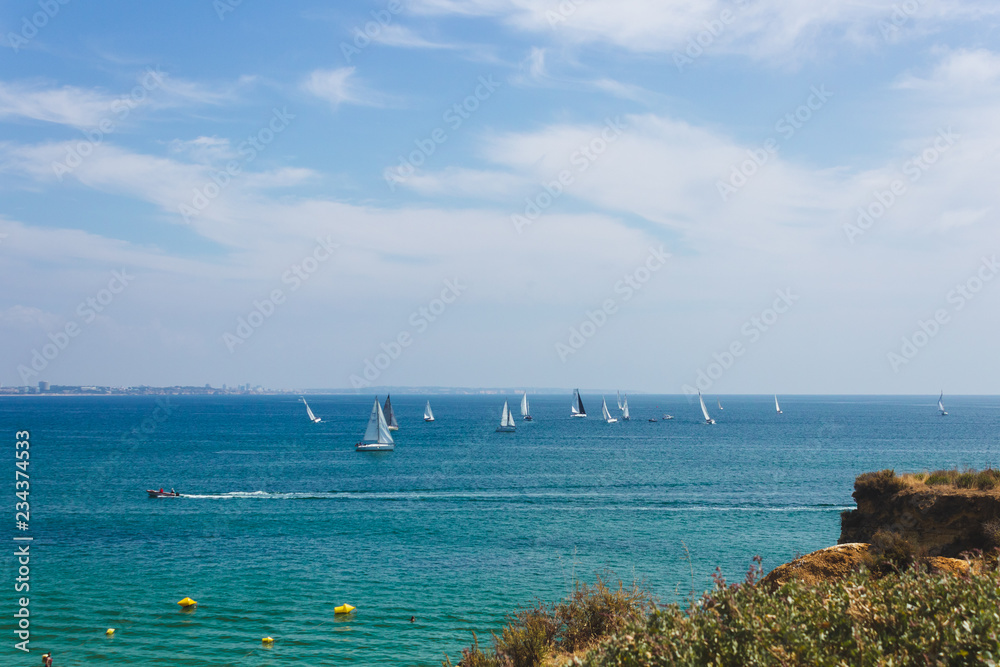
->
[442,574,653,667]
[858,468,1000,493]
[853,469,907,496]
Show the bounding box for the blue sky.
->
[2,0,999,393]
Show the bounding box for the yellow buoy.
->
[177,597,197,608]
[334,604,355,614]
[262,637,274,644]
[106,628,115,636]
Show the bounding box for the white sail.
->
[699,391,715,424]
[938,391,947,415]
[717,399,723,410]
[617,390,624,410]
[602,397,617,423]
[361,400,380,443]
[775,395,782,413]
[424,400,435,421]
[521,393,530,417]
[357,398,395,450]
[375,400,394,444]
[301,397,320,422]
[571,389,587,417]
[497,400,516,431]
[622,395,630,420]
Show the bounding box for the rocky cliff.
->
[839,472,1000,557]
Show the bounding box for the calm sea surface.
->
[3,394,998,666]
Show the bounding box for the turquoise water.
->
[4,394,998,666]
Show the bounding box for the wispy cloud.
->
[895,48,1000,93]
[409,0,1000,62]
[302,67,385,108]
[511,47,661,104]
[0,81,121,128]
[371,25,459,50]
[0,73,251,129]
[400,166,529,200]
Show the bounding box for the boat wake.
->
[175,490,852,512]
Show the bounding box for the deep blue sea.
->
[3,394,998,666]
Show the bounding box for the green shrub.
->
[911,472,926,482]
[494,605,559,667]
[443,575,653,667]
[925,469,958,486]
[854,469,906,497]
[956,471,977,489]
[976,469,1000,491]
[585,560,1000,667]
[863,530,916,574]
[555,576,653,653]
[443,632,501,667]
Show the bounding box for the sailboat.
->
[621,395,630,421]
[602,397,618,423]
[300,397,321,423]
[571,388,587,417]
[699,391,716,424]
[496,400,516,432]
[774,395,783,414]
[521,392,533,421]
[424,400,435,422]
[383,394,399,431]
[617,390,624,411]
[717,399,724,410]
[938,391,948,416]
[356,398,395,451]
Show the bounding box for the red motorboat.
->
[147,488,181,498]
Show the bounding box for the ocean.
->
[4,393,998,666]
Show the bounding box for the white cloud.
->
[0,81,120,127]
[0,73,250,129]
[0,305,63,332]
[0,141,317,250]
[371,25,458,50]
[303,67,383,108]
[896,48,1000,93]
[401,166,529,200]
[409,0,1000,61]
[167,136,239,164]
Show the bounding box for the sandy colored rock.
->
[924,556,972,576]
[762,543,870,590]
[762,544,976,591]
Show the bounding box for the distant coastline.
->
[3,386,997,397]
[0,384,574,396]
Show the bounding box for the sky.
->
[1,0,999,394]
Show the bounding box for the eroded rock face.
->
[840,484,1000,557]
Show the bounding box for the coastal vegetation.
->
[445,556,1000,667]
[445,469,1000,666]
[856,467,1000,493]
[442,575,652,667]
